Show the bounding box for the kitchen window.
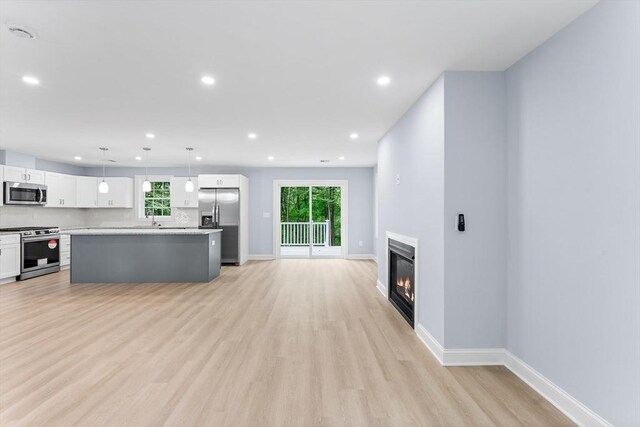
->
[136,176,173,219]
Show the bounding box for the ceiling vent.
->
[7,25,36,39]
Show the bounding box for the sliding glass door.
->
[278,184,344,258]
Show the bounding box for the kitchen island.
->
[67,228,222,283]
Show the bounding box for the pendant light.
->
[142,147,151,193]
[185,147,194,192]
[98,147,109,193]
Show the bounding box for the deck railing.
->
[281,221,330,246]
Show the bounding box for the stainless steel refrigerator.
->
[198,188,240,264]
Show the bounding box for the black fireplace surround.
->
[388,239,415,328]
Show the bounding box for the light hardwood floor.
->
[0,259,572,427]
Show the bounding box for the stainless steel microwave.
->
[3,181,48,205]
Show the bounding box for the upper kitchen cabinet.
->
[76,176,98,208]
[198,174,241,189]
[97,178,133,208]
[170,177,199,208]
[3,166,45,185]
[45,172,77,207]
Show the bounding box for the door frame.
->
[273,180,348,259]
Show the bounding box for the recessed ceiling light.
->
[201,75,215,86]
[22,75,40,86]
[248,133,257,140]
[267,156,274,161]
[74,156,82,161]
[339,156,345,161]
[145,133,155,139]
[195,156,202,161]
[135,156,142,161]
[349,133,359,140]
[376,75,391,86]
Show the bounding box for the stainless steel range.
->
[0,227,61,280]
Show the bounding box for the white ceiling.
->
[0,0,597,168]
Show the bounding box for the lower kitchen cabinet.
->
[0,234,21,280]
[60,234,71,268]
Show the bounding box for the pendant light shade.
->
[99,147,109,194]
[185,178,194,193]
[185,147,194,192]
[143,147,151,193]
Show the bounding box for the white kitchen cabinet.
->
[198,174,240,189]
[3,166,45,184]
[45,172,77,207]
[0,234,21,280]
[170,177,199,208]
[76,176,98,208]
[97,177,133,208]
[60,234,71,268]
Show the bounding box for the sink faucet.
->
[146,211,161,227]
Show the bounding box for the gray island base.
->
[69,229,222,283]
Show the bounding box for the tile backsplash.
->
[0,206,198,229]
[0,206,87,228]
[84,208,198,228]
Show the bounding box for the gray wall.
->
[377,75,446,343]
[376,72,508,348]
[444,72,507,348]
[83,166,375,257]
[505,1,640,425]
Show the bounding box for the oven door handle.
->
[22,234,60,243]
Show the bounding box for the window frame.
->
[135,175,174,220]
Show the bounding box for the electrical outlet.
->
[396,174,400,185]
[263,212,271,218]
[358,241,363,247]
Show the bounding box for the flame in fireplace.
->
[396,277,414,302]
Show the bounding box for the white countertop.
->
[65,228,221,236]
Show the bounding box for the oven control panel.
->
[21,228,60,237]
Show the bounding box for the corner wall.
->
[377,76,446,344]
[376,72,508,348]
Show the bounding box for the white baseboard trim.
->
[0,277,17,285]
[376,280,386,297]
[347,254,377,260]
[443,348,505,366]
[247,254,275,260]
[415,323,444,365]
[504,351,611,427]
[410,324,610,427]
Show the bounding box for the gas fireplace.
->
[388,238,415,327]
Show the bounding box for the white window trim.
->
[135,175,174,220]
